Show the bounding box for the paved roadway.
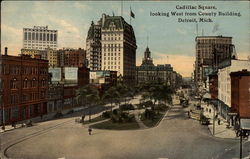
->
[1,104,247,159]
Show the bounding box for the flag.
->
[130,8,135,18]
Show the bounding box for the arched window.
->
[23,78,28,88]
[32,78,36,87]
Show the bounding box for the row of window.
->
[10,78,47,89]
[0,104,45,122]
[104,53,121,56]
[24,32,57,41]
[7,92,47,105]
[103,66,120,70]
[1,65,48,75]
[104,57,120,61]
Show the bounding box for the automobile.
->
[200,115,210,125]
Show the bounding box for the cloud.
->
[73,2,90,10]
[176,28,187,35]
[1,24,22,55]
[1,24,22,37]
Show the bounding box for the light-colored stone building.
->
[23,26,57,50]
[86,14,137,81]
[217,59,250,120]
[47,48,58,67]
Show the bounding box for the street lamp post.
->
[213,105,215,135]
[239,118,250,159]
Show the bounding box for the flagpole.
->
[130,6,131,25]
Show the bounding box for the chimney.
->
[4,47,8,55]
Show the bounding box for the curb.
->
[206,126,239,140]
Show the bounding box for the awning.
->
[240,118,250,130]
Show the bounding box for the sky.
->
[1,1,249,77]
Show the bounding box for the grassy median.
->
[90,119,140,130]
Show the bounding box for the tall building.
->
[23,26,58,50]
[86,21,102,70]
[86,14,137,81]
[0,48,48,125]
[101,14,137,81]
[194,36,235,88]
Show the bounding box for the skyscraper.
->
[23,26,58,50]
[86,14,137,81]
[194,36,234,88]
[86,21,102,70]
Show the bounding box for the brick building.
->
[0,48,48,125]
[230,70,250,119]
[208,72,218,99]
[59,48,86,67]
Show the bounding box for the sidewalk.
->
[201,103,238,139]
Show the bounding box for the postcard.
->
[1,1,249,159]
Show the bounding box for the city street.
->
[1,103,244,159]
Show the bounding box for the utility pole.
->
[240,130,242,159]
[213,105,215,135]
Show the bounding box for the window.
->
[24,32,27,40]
[10,94,18,104]
[36,33,38,40]
[50,34,53,41]
[54,34,57,41]
[28,32,31,40]
[40,33,42,40]
[43,33,46,41]
[10,78,18,89]
[47,33,50,41]
[23,78,28,88]
[32,32,35,40]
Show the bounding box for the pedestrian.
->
[88,128,92,135]
[82,115,85,123]
[218,119,221,125]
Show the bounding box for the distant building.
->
[194,36,235,88]
[47,82,63,113]
[21,48,47,60]
[0,48,48,125]
[89,70,117,85]
[86,21,102,70]
[86,14,137,81]
[46,48,58,67]
[58,48,86,67]
[230,70,250,119]
[136,47,182,88]
[217,59,250,122]
[208,72,218,100]
[23,26,57,50]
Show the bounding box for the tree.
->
[76,85,100,122]
[102,86,120,112]
[76,85,89,106]
[86,86,100,122]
